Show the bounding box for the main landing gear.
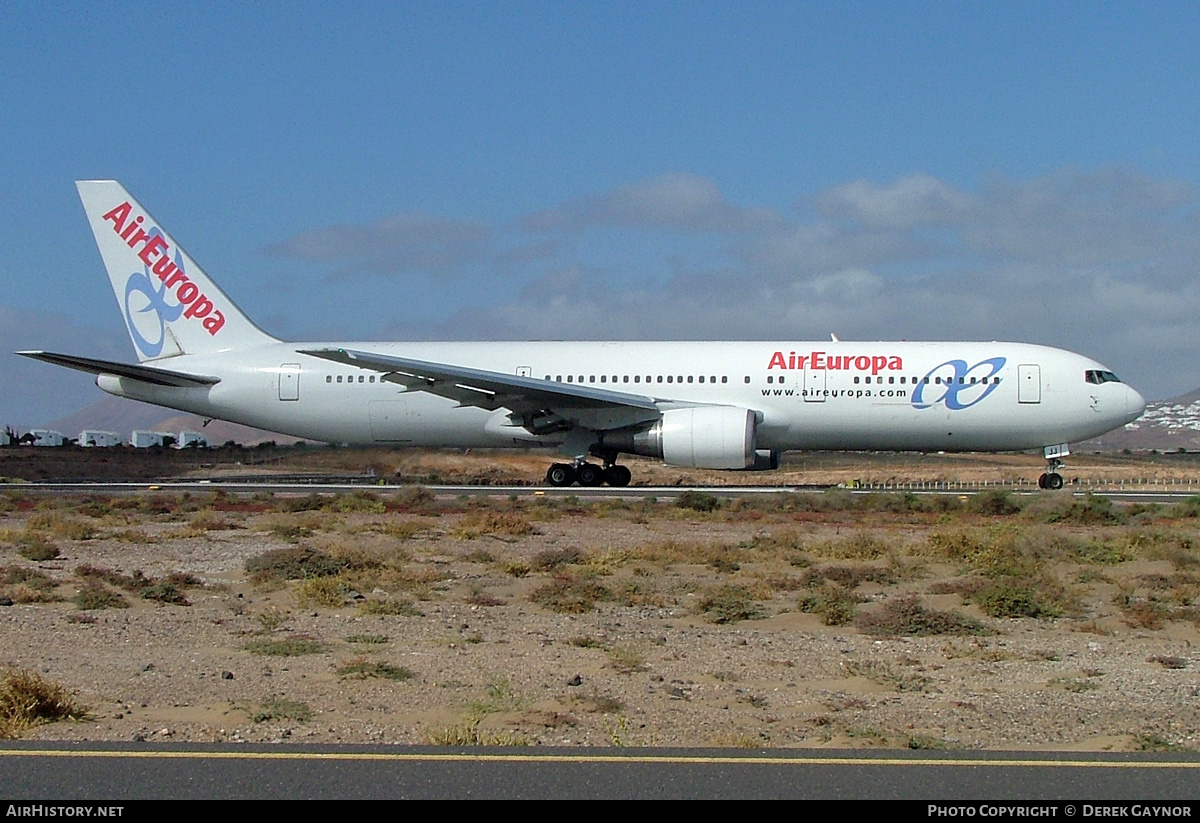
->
[545,461,632,487]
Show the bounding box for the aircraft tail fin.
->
[76,180,278,362]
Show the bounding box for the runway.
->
[6,480,1199,504]
[2,743,1199,800]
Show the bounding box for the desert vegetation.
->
[0,482,1197,750]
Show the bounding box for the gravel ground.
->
[1,491,1198,751]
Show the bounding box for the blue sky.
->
[3,1,1200,427]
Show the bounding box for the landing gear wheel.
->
[1044,472,1064,490]
[603,465,632,487]
[546,463,576,487]
[576,462,603,486]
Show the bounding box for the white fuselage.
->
[95,339,1145,453]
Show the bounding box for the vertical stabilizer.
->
[76,180,277,361]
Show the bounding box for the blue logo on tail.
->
[122,229,185,359]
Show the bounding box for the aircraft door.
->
[279,364,300,401]
[1017,364,1041,404]
[804,368,826,402]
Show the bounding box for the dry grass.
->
[0,667,89,738]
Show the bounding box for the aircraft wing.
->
[16,351,221,388]
[300,347,665,431]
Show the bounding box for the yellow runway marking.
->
[0,750,1197,768]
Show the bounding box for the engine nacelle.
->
[614,406,757,469]
[739,449,782,471]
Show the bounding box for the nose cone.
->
[1126,385,1147,423]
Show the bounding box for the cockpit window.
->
[1085,370,1122,385]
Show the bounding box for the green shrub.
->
[71,581,128,611]
[972,582,1061,619]
[855,594,989,637]
[969,490,1022,516]
[696,584,765,624]
[675,491,721,512]
[244,546,345,583]
[798,586,861,625]
[529,576,612,614]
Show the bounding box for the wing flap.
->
[16,351,221,388]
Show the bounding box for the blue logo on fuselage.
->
[911,357,1006,410]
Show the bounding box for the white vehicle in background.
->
[19,181,1146,489]
[79,430,122,448]
[130,430,174,449]
[28,429,67,447]
[177,431,209,449]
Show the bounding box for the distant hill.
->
[45,395,307,446]
[1080,387,1200,452]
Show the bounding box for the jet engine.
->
[605,406,758,469]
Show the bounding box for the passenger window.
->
[567,376,573,383]
[854,376,860,384]
[600,376,606,383]
[634,375,641,383]
[337,376,343,383]
[667,376,673,383]
[722,376,727,383]
[326,375,332,383]
[743,376,750,384]
[767,376,773,384]
[687,376,693,383]
[657,376,663,383]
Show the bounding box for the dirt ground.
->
[0,455,1197,752]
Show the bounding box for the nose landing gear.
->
[1038,461,1065,490]
[1037,444,1069,490]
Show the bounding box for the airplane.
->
[18,180,1146,490]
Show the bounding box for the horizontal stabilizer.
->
[16,351,220,388]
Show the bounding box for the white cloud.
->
[390,167,1200,401]
[266,212,494,278]
[525,172,787,234]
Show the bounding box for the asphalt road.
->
[2,743,1199,800]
